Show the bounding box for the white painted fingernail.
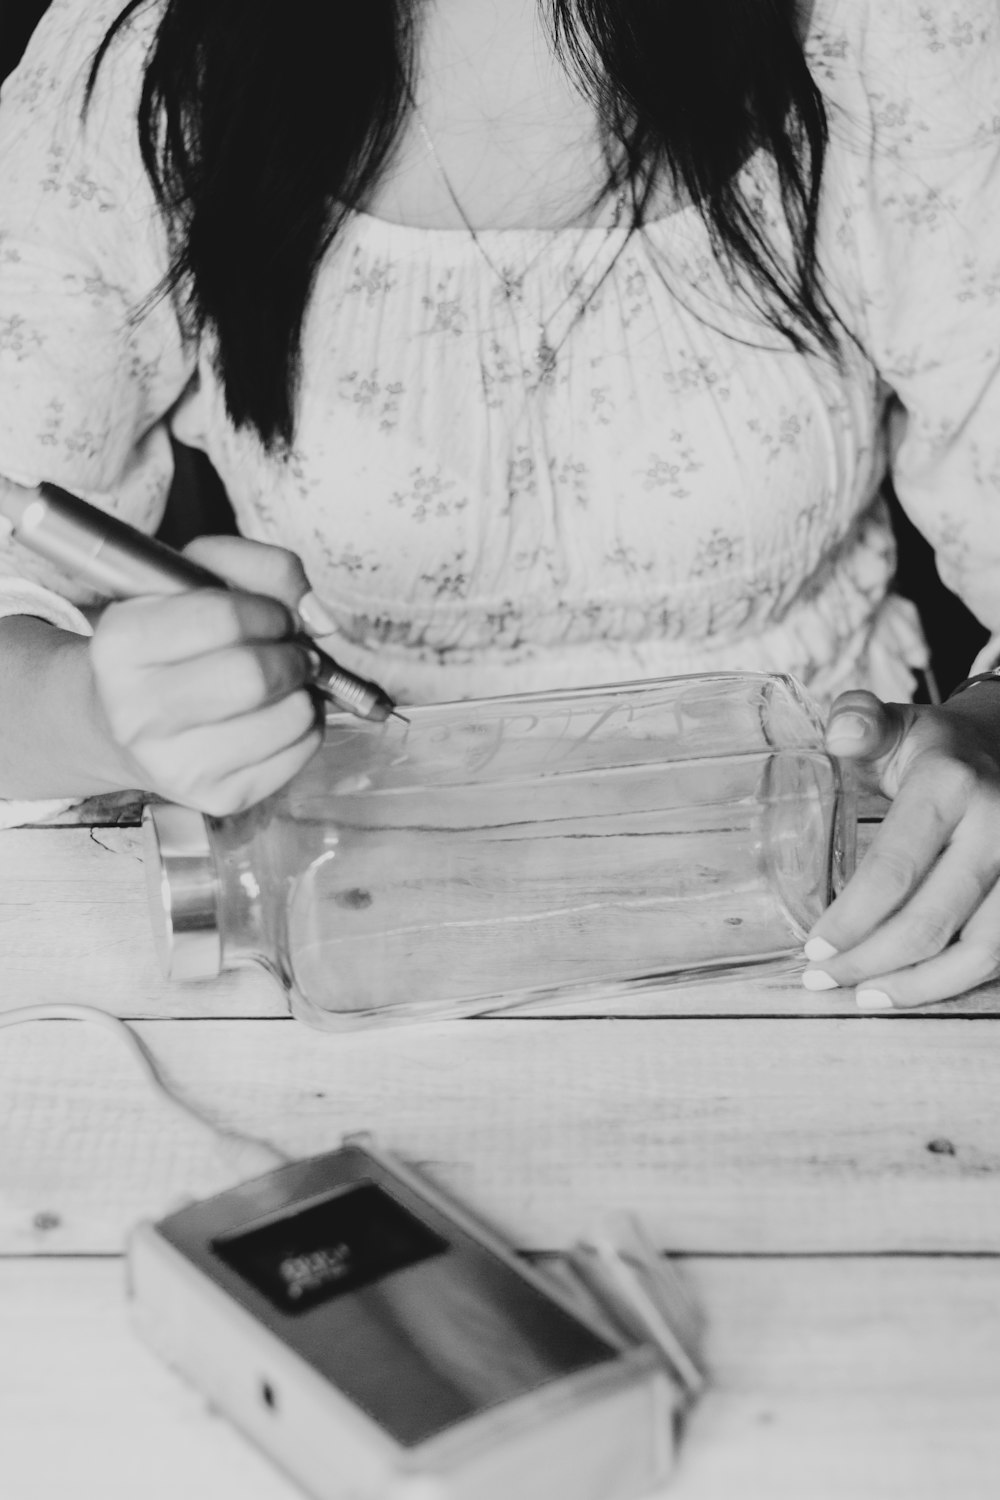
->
[804,937,839,963]
[298,590,336,637]
[802,969,840,992]
[826,712,870,746]
[856,989,894,1013]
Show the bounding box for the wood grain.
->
[3,826,999,1018]
[3,1256,998,1500]
[4,808,1000,1499]
[3,1016,1000,1256]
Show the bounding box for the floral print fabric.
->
[2,0,1000,750]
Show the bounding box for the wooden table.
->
[3,800,1000,1499]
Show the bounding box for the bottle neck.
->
[143,803,279,982]
[208,812,283,977]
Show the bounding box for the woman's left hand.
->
[804,687,1000,1010]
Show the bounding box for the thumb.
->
[824,689,906,764]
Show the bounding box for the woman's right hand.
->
[88,535,325,815]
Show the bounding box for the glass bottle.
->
[142,672,856,1029]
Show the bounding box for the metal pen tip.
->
[390,709,411,725]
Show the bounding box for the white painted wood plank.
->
[0,827,282,1017]
[3,1017,1000,1256]
[3,1256,998,1500]
[4,828,999,1019]
[679,1256,1000,1496]
[0,1258,297,1500]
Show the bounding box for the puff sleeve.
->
[0,0,194,600]
[0,0,194,824]
[816,0,1000,670]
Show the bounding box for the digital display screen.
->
[212,1183,447,1315]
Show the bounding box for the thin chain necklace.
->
[413,110,631,387]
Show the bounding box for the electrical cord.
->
[0,1003,289,1179]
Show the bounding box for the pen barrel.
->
[21,483,399,723]
[29,485,221,597]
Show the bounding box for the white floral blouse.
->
[2,0,1000,824]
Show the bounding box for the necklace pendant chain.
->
[413,107,631,388]
[535,332,558,382]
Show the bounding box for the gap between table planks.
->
[1,1256,998,1500]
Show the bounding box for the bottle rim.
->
[141,802,222,981]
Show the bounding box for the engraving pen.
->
[0,481,405,723]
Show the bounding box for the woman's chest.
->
[193,231,885,618]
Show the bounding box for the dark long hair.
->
[89,0,834,452]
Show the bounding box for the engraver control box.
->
[127,1139,679,1500]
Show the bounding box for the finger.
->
[825,690,906,764]
[183,535,311,613]
[135,690,320,808]
[207,724,325,816]
[849,883,1000,1011]
[92,589,295,669]
[804,828,1000,991]
[111,640,315,739]
[805,760,962,956]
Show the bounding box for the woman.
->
[1,0,1000,1010]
